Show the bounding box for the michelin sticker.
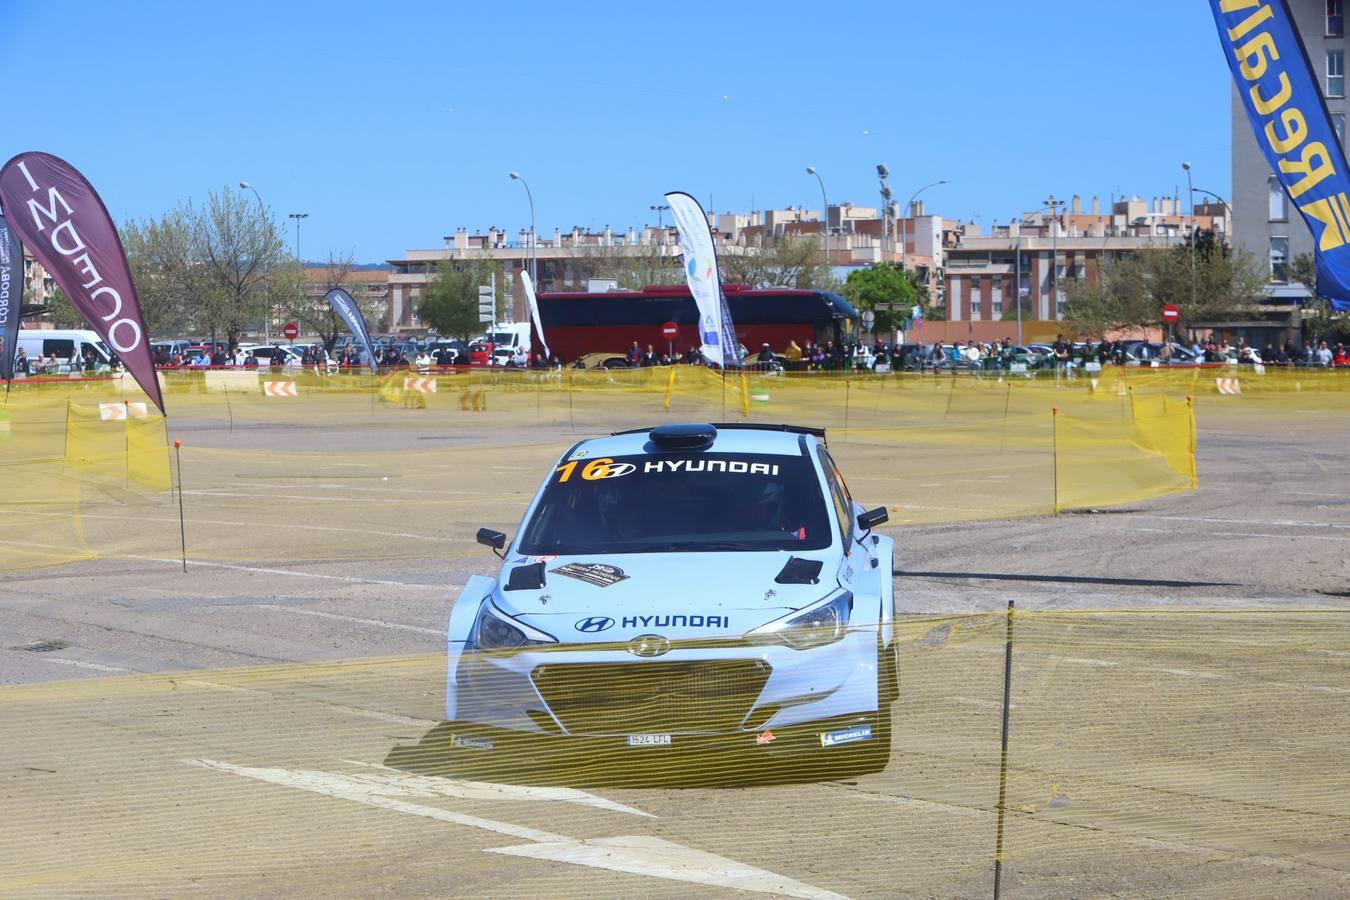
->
[450,734,495,752]
[550,562,629,587]
[627,734,672,747]
[820,725,872,748]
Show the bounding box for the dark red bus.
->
[535,285,859,361]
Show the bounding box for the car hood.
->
[495,551,838,643]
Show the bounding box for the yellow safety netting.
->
[1,609,1347,896]
[4,366,1344,572]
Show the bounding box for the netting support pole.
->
[224,387,234,434]
[1051,406,1059,514]
[992,598,1015,900]
[1187,395,1197,489]
[1000,382,1012,450]
[173,439,187,573]
[843,379,851,439]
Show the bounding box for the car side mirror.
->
[476,528,507,557]
[856,507,889,531]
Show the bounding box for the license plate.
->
[626,734,672,747]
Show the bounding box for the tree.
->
[718,234,836,290]
[1060,232,1265,337]
[121,209,197,335]
[575,243,684,290]
[1290,252,1350,345]
[419,260,490,339]
[840,263,919,333]
[189,186,290,347]
[40,286,81,328]
[277,251,380,351]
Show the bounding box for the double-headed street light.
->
[288,212,309,340]
[287,212,309,263]
[805,166,829,259]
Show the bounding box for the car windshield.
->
[517,450,832,555]
[491,332,514,345]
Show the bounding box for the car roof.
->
[577,425,813,458]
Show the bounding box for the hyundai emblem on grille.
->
[627,634,671,657]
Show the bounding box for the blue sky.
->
[3,1,1233,262]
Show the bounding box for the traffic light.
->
[478,285,494,323]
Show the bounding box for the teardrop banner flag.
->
[0,152,164,411]
[0,209,21,381]
[665,191,740,368]
[519,269,550,360]
[1209,0,1350,311]
[324,287,379,374]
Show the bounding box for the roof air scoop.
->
[648,423,717,450]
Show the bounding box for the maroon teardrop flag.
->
[0,152,164,413]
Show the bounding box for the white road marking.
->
[1210,531,1350,543]
[950,696,1016,710]
[251,604,443,635]
[186,760,845,899]
[73,510,464,544]
[122,555,454,588]
[1145,667,1230,680]
[185,759,560,841]
[1131,514,1350,530]
[343,760,653,818]
[39,657,132,673]
[488,835,848,900]
[329,707,440,727]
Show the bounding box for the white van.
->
[16,329,115,375]
[485,322,532,365]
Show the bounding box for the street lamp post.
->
[806,166,829,260]
[288,212,308,263]
[509,173,536,318]
[876,164,893,260]
[288,213,308,342]
[1182,162,1196,311]
[1043,196,1063,321]
[1013,203,1058,344]
[240,181,272,342]
[900,179,948,272]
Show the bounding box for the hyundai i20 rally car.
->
[448,423,899,772]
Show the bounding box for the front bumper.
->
[447,629,879,737]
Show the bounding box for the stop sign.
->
[661,321,679,339]
[283,322,299,340]
[1161,305,1180,323]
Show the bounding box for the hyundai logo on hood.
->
[574,616,615,633]
[627,634,671,657]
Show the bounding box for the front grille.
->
[531,660,772,735]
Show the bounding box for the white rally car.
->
[448,423,898,772]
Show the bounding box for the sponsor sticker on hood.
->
[820,725,872,748]
[550,562,629,587]
[450,733,495,752]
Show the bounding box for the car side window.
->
[818,447,853,547]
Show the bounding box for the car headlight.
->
[749,589,853,650]
[471,600,558,651]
